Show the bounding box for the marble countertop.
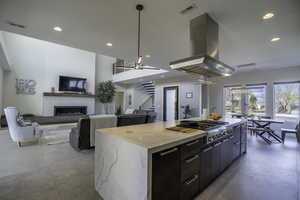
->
[96,117,245,153]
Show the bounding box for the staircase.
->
[140,81,155,112]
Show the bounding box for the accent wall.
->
[2,32,96,115]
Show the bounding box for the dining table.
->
[248,118,284,144]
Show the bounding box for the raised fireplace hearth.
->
[54,106,87,116]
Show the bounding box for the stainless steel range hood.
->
[170,13,235,77]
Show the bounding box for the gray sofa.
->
[1,114,86,128]
[70,112,157,151]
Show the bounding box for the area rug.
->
[42,129,71,145]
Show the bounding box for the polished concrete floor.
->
[0,130,299,200]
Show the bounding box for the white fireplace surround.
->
[42,96,95,116]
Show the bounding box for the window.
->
[224,84,266,117]
[274,82,300,121]
[224,86,242,116]
[246,84,266,116]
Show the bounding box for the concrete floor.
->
[0,130,299,200]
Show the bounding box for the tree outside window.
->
[247,86,266,116]
[274,83,300,121]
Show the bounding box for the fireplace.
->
[54,106,87,116]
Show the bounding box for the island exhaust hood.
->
[170,13,235,77]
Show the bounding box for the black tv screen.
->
[59,76,87,93]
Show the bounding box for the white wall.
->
[2,32,96,115]
[209,66,300,118]
[0,66,3,115]
[95,54,116,114]
[0,31,11,71]
[155,81,202,121]
[0,31,8,115]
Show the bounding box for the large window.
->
[274,82,300,121]
[224,84,266,117]
[246,84,266,116]
[224,86,242,116]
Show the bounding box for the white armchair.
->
[4,107,41,147]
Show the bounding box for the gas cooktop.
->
[177,120,228,131]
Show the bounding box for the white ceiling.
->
[0,0,300,72]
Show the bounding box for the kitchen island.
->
[95,118,247,200]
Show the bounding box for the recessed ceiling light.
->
[53,26,62,32]
[145,54,151,58]
[106,42,113,47]
[271,37,280,42]
[263,13,274,20]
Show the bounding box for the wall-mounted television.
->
[59,76,87,93]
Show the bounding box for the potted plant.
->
[96,81,116,114]
[115,105,122,115]
[183,105,192,119]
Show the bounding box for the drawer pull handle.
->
[160,148,178,156]
[186,140,199,147]
[214,142,222,147]
[185,155,199,163]
[185,175,199,185]
[203,146,213,152]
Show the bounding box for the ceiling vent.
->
[236,63,256,68]
[180,4,197,15]
[6,21,26,29]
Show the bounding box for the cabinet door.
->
[228,135,234,164]
[240,123,247,154]
[233,125,241,143]
[232,126,241,160]
[211,142,222,179]
[152,147,181,200]
[221,138,230,172]
[199,145,213,192]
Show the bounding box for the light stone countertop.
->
[96,117,246,153]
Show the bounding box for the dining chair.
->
[281,121,300,144]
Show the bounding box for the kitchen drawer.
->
[181,138,203,160]
[152,147,181,200]
[181,153,200,181]
[181,174,200,200]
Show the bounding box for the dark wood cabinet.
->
[199,145,213,191]
[211,141,222,179]
[220,137,233,172]
[152,147,181,200]
[181,153,200,181]
[152,122,247,200]
[180,139,203,200]
[240,124,247,154]
[181,174,200,200]
[232,125,241,160]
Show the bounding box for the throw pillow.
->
[16,113,26,127]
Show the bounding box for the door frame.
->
[163,86,179,121]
